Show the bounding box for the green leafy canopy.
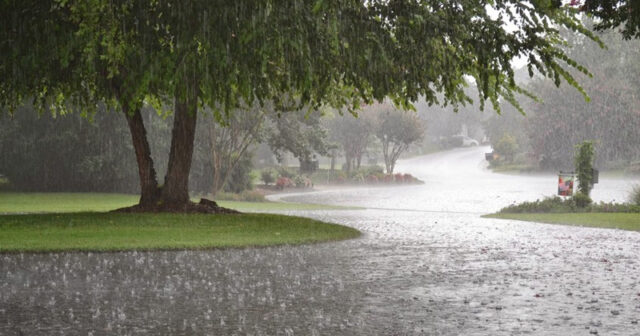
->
[0,0,625,116]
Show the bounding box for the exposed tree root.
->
[113,198,240,214]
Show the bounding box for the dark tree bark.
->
[123,106,160,207]
[161,92,198,207]
[330,149,337,172]
[114,78,238,214]
[115,105,239,213]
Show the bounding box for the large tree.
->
[2,0,627,212]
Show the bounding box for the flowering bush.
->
[351,173,365,184]
[293,175,313,188]
[394,173,405,183]
[275,177,295,190]
[366,175,379,184]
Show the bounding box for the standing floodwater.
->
[2,147,640,335]
[281,146,637,213]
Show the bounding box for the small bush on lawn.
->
[573,192,592,208]
[261,169,275,185]
[293,175,313,188]
[275,177,295,190]
[351,172,365,184]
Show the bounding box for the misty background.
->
[1,24,639,196]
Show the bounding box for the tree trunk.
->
[330,149,336,171]
[210,126,225,197]
[382,140,392,174]
[162,92,198,207]
[123,106,160,207]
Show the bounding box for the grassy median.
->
[0,193,361,252]
[0,192,355,213]
[485,212,640,232]
[0,212,360,252]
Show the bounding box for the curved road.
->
[282,146,637,213]
[2,147,639,335]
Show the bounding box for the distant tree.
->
[371,104,425,174]
[267,110,330,173]
[574,141,595,197]
[327,111,375,173]
[525,25,640,170]
[494,134,519,163]
[0,106,139,192]
[222,152,255,194]
[207,104,267,196]
[483,102,529,156]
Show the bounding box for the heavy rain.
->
[1,1,640,335]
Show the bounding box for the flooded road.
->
[283,146,637,213]
[2,147,640,335]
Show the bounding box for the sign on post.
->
[558,172,575,196]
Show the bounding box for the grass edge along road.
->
[0,193,361,252]
[0,192,358,214]
[0,212,361,253]
[484,212,640,232]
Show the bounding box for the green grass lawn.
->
[489,163,537,174]
[486,212,640,232]
[0,212,361,252]
[0,192,361,252]
[0,192,353,214]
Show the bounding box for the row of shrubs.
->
[499,193,640,214]
[261,166,424,190]
[339,172,422,185]
[212,190,267,202]
[275,176,313,190]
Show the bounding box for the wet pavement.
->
[2,147,640,335]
